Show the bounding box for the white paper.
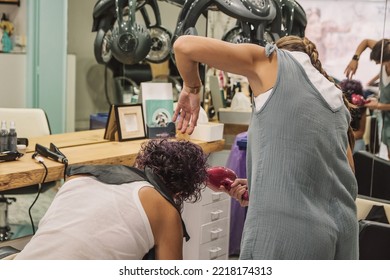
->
[141,82,173,130]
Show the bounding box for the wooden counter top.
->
[23,129,108,153]
[0,130,225,191]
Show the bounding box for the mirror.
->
[357,0,390,201]
[302,1,390,201]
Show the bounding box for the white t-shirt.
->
[15,177,154,260]
[254,51,343,111]
[382,65,390,87]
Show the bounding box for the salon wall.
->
[0,0,26,45]
[68,0,206,131]
[67,0,100,131]
[0,1,69,134]
[206,0,389,86]
[0,2,27,108]
[299,0,390,85]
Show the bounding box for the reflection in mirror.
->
[352,0,390,202]
[282,0,390,202]
[204,10,238,121]
[376,0,390,159]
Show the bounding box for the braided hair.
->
[275,35,355,149]
[339,79,365,131]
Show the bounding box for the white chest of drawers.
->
[182,187,231,260]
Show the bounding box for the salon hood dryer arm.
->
[92,0,173,66]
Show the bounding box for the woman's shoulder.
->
[138,187,179,218]
[138,186,182,248]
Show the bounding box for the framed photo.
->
[104,104,146,141]
[114,104,146,141]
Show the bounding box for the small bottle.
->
[218,70,225,89]
[0,120,8,152]
[226,77,232,107]
[8,121,17,152]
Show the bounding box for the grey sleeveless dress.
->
[240,46,358,260]
[379,66,390,148]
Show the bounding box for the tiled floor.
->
[5,187,57,240]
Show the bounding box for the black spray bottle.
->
[0,120,8,152]
[8,121,17,152]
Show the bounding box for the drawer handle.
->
[209,247,222,259]
[210,228,223,240]
[210,210,223,221]
[211,192,223,201]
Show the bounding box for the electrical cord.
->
[29,145,68,234]
[104,65,113,106]
[63,159,68,182]
[28,156,48,235]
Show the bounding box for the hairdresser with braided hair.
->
[173,35,358,259]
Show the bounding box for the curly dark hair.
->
[135,139,209,208]
[339,79,364,97]
[339,79,365,131]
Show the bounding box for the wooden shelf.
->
[0,0,20,6]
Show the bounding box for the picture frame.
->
[104,104,146,141]
[115,104,146,141]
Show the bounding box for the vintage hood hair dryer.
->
[110,0,152,65]
[172,0,306,47]
[93,0,172,65]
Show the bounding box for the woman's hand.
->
[227,178,249,207]
[364,97,379,110]
[172,90,200,135]
[344,60,358,79]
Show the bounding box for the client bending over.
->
[15,139,209,260]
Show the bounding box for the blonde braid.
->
[276,36,355,149]
[302,38,335,83]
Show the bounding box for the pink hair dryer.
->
[351,93,369,107]
[206,166,249,201]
